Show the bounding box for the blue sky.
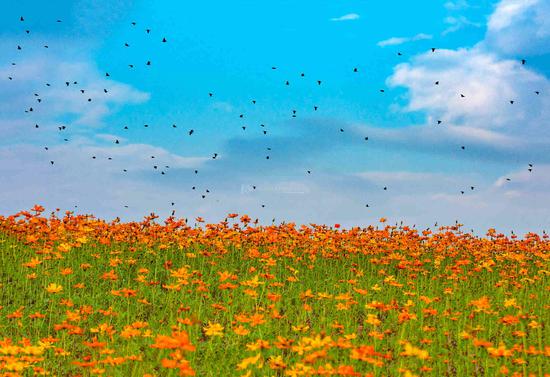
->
[1,0,549,233]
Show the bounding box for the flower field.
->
[0,206,548,376]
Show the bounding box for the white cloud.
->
[376,0,550,232]
[445,125,519,146]
[388,46,550,142]
[444,0,470,11]
[377,33,432,47]
[0,37,210,221]
[493,164,550,190]
[83,143,209,171]
[0,140,208,219]
[330,13,360,22]
[357,171,448,183]
[359,166,550,234]
[488,0,539,30]
[442,15,481,35]
[486,0,550,55]
[0,57,150,128]
[377,37,408,47]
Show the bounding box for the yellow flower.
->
[268,355,287,370]
[45,283,63,294]
[365,314,381,326]
[528,321,541,329]
[76,236,88,244]
[57,243,71,252]
[504,298,517,307]
[237,353,262,370]
[401,342,430,360]
[204,322,224,337]
[291,324,310,333]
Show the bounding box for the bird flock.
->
[4,15,542,224]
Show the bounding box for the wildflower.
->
[268,355,287,370]
[500,315,520,325]
[246,339,270,351]
[150,330,195,351]
[469,296,491,311]
[365,314,381,326]
[400,343,430,360]
[45,283,63,293]
[233,325,250,336]
[488,344,514,357]
[237,353,262,370]
[203,322,224,337]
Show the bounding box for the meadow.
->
[0,206,548,376]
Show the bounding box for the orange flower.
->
[500,315,520,325]
[469,296,491,311]
[488,344,514,358]
[151,330,195,351]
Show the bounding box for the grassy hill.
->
[0,208,548,376]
